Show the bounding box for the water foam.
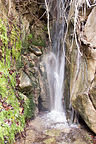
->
[46,110,66,123]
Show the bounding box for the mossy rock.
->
[45,129,60,137]
[43,137,56,144]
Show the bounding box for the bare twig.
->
[8,0,12,16]
[86,0,96,7]
[33,11,46,26]
[26,6,39,21]
[86,0,91,7]
[45,0,51,42]
[65,55,71,64]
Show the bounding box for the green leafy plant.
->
[0,18,26,144]
[28,33,46,47]
[22,32,46,53]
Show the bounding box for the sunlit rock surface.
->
[73,93,96,133]
[84,7,96,47]
[19,71,32,89]
[70,1,96,133]
[89,76,96,109]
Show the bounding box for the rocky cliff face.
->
[67,0,96,133]
[14,0,48,115]
[0,0,48,118]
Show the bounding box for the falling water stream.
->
[44,0,67,125]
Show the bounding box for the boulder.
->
[72,92,96,134]
[70,48,96,133]
[19,71,32,89]
[70,5,96,133]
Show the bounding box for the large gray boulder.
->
[69,3,96,133]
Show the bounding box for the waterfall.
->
[45,50,65,112]
[44,0,67,123]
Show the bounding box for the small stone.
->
[39,62,45,73]
[30,53,36,60]
[29,45,42,56]
[43,137,56,144]
[18,92,28,101]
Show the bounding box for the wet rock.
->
[15,116,92,144]
[45,129,60,137]
[38,62,50,111]
[19,71,32,89]
[25,130,36,144]
[29,45,42,56]
[43,137,56,144]
[72,93,96,134]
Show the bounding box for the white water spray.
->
[44,0,67,123]
[45,50,66,123]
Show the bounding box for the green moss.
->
[26,98,35,119]
[18,92,35,119]
[43,137,55,144]
[31,36,46,47]
[16,59,24,70]
[29,63,34,68]
[45,129,60,137]
[0,19,26,144]
[27,31,46,47]
[22,32,46,53]
[24,92,35,119]
[42,25,48,31]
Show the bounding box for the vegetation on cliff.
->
[0,17,31,143]
[0,0,47,143]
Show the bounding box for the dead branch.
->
[45,0,51,42]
